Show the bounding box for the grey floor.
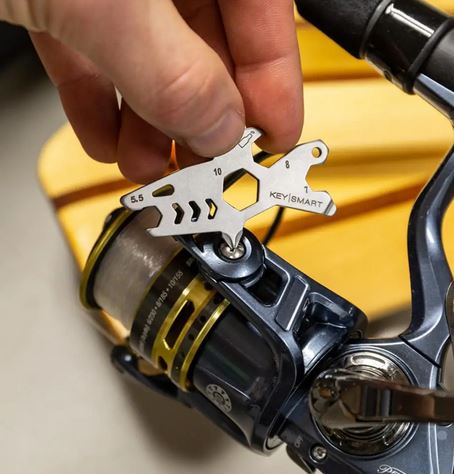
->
[0,54,300,474]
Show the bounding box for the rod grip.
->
[295,0,383,58]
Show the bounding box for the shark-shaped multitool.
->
[121,128,336,249]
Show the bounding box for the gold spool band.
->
[150,275,214,373]
[128,245,231,391]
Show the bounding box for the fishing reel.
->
[80,0,454,473]
[81,206,366,453]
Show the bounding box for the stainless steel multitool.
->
[121,128,336,249]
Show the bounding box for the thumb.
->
[1,0,245,157]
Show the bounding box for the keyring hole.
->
[312,147,322,158]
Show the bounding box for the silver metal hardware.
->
[121,128,336,249]
[219,241,246,260]
[310,445,327,463]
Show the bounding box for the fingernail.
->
[186,110,244,157]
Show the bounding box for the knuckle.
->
[0,0,47,30]
[1,0,78,35]
[80,139,113,164]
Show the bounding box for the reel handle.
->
[310,369,454,429]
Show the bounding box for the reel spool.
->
[80,208,231,391]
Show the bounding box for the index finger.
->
[218,0,303,153]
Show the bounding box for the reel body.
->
[81,207,365,454]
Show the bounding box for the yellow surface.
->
[40,79,453,198]
[38,3,454,342]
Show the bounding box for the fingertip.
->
[256,116,304,154]
[185,108,245,157]
[117,141,171,184]
[117,103,172,184]
[242,70,304,154]
[117,159,169,184]
[82,142,117,164]
[218,0,304,160]
[175,143,207,169]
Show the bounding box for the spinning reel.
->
[80,1,454,472]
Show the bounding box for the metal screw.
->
[310,445,327,463]
[219,241,246,260]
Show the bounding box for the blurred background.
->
[0,7,453,474]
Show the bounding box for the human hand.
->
[1,1,303,183]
